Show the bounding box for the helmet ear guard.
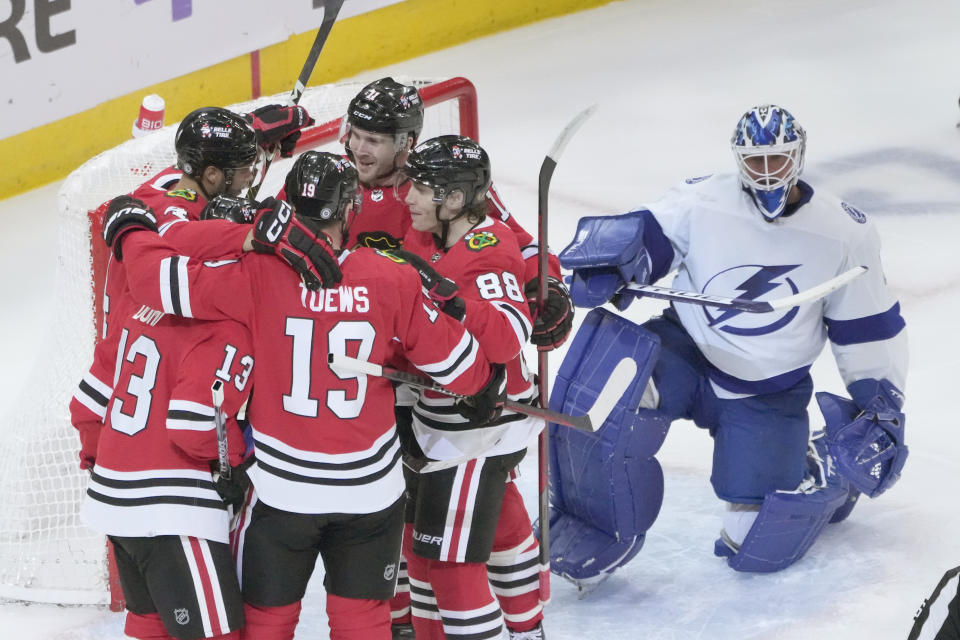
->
[731,104,806,220]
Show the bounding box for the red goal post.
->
[0,76,477,609]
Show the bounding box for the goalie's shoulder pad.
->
[559,210,648,270]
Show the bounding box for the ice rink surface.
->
[2,0,960,637]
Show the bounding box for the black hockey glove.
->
[212,457,253,513]
[244,104,315,157]
[389,249,466,321]
[251,197,342,291]
[525,277,575,351]
[455,363,507,426]
[200,195,259,224]
[101,195,158,260]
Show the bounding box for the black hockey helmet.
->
[402,135,491,208]
[284,151,361,222]
[346,77,424,140]
[200,195,259,224]
[175,107,260,178]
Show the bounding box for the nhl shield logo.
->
[371,189,384,202]
[174,608,190,625]
[383,563,397,581]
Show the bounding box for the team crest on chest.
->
[165,188,198,202]
[371,189,384,202]
[464,231,498,251]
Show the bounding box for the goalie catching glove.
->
[525,276,575,350]
[388,249,466,321]
[251,197,342,291]
[244,104,315,158]
[101,195,158,259]
[817,378,907,499]
[454,363,507,426]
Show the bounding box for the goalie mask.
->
[341,77,424,163]
[176,107,262,196]
[731,104,806,221]
[284,151,361,224]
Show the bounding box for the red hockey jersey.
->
[402,216,543,467]
[80,307,253,543]
[120,230,494,515]
[71,181,250,432]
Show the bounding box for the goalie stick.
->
[536,103,598,603]
[250,0,345,197]
[621,265,868,312]
[211,380,230,480]
[327,354,594,433]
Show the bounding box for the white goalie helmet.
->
[731,104,806,220]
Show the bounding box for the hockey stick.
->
[535,103,598,603]
[327,354,594,433]
[211,380,230,480]
[249,0,345,198]
[620,265,868,313]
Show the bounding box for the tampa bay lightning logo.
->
[841,202,867,223]
[702,264,801,336]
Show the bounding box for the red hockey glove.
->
[455,364,506,426]
[251,197,342,291]
[525,277,575,351]
[244,105,315,157]
[389,249,466,321]
[101,195,158,260]
[74,420,101,471]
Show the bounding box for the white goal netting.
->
[0,76,476,606]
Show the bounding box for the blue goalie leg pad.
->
[720,482,848,573]
[547,507,645,584]
[719,431,852,573]
[547,308,669,581]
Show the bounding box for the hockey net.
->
[0,76,478,607]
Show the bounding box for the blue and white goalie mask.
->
[731,104,806,220]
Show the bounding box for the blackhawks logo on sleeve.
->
[464,231,499,251]
[165,188,198,202]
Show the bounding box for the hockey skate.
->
[510,621,546,639]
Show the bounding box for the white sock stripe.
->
[438,599,501,620]
[502,603,543,623]
[179,536,213,637]
[487,533,538,562]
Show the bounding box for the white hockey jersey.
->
[642,173,907,398]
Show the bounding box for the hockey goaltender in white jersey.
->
[546,104,908,587]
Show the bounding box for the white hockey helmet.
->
[731,104,806,220]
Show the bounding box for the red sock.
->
[326,593,391,640]
[124,612,169,640]
[240,601,301,640]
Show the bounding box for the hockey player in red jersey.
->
[101,151,507,640]
[394,136,546,640]
[73,105,317,448]
[75,199,256,640]
[338,77,574,353]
